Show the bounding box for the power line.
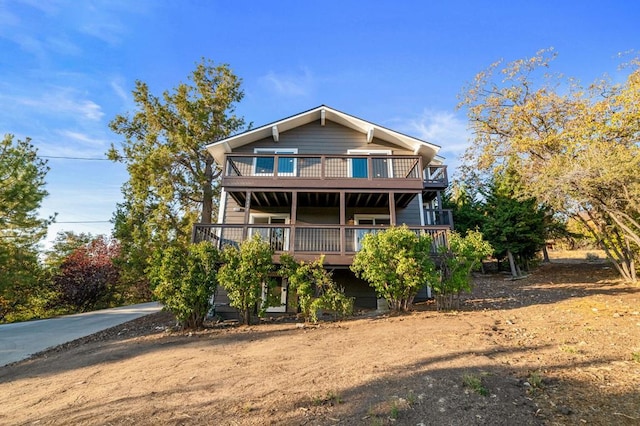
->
[55,220,111,224]
[41,155,111,161]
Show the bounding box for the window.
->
[353,214,391,250]
[347,150,392,179]
[253,148,298,176]
[249,214,290,251]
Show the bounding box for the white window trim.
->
[263,277,288,313]
[249,213,291,224]
[249,213,291,253]
[353,214,391,251]
[347,149,392,178]
[253,148,298,176]
[353,214,391,225]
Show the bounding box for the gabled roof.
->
[206,105,442,165]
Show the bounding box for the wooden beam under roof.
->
[366,127,374,143]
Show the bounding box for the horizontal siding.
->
[297,207,340,225]
[234,120,413,155]
[224,196,245,224]
[396,196,422,225]
[223,194,421,225]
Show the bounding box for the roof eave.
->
[206,105,441,165]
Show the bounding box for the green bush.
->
[433,230,493,310]
[351,225,438,312]
[150,241,219,329]
[280,254,353,322]
[218,235,274,325]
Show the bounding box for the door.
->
[264,276,288,313]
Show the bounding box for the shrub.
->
[218,235,274,325]
[280,254,353,322]
[351,225,438,312]
[433,230,493,310]
[53,236,121,312]
[150,241,219,329]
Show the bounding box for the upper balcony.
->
[221,154,448,192]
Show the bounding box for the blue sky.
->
[1,0,638,246]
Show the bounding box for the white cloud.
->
[57,130,106,147]
[110,77,131,106]
[399,109,471,154]
[390,109,472,177]
[11,88,104,121]
[260,68,315,97]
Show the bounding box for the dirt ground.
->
[1,251,639,425]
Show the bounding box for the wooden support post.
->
[243,191,251,240]
[340,191,346,256]
[389,192,396,225]
[290,191,297,253]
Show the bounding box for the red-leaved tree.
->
[54,236,121,312]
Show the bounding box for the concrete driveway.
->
[0,302,163,367]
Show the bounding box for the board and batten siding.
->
[233,120,414,155]
[395,196,422,225]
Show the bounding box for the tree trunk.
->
[201,156,214,224]
[507,250,518,278]
[542,245,550,263]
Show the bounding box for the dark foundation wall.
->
[331,269,377,309]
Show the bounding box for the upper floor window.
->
[253,148,298,176]
[347,150,392,179]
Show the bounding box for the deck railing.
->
[424,209,454,227]
[193,223,450,258]
[223,154,447,187]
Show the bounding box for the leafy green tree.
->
[280,254,353,322]
[433,230,493,310]
[217,235,274,325]
[149,241,219,329]
[444,181,486,235]
[0,135,53,321]
[108,59,246,290]
[459,49,640,281]
[481,169,546,277]
[351,226,438,312]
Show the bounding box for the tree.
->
[459,49,640,281]
[108,59,246,289]
[217,235,274,325]
[280,254,353,322]
[444,181,486,235]
[433,230,493,310]
[53,236,121,312]
[481,168,546,277]
[45,231,94,269]
[149,241,219,329]
[351,226,438,312]
[0,135,53,321]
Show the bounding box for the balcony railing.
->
[424,209,453,227]
[192,223,450,264]
[222,154,447,190]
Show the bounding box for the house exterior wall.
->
[396,196,422,225]
[233,120,413,155]
[202,110,451,317]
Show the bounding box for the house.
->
[193,105,452,314]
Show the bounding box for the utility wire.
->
[55,220,111,224]
[41,155,112,161]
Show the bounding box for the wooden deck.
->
[192,223,450,266]
[222,154,448,191]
